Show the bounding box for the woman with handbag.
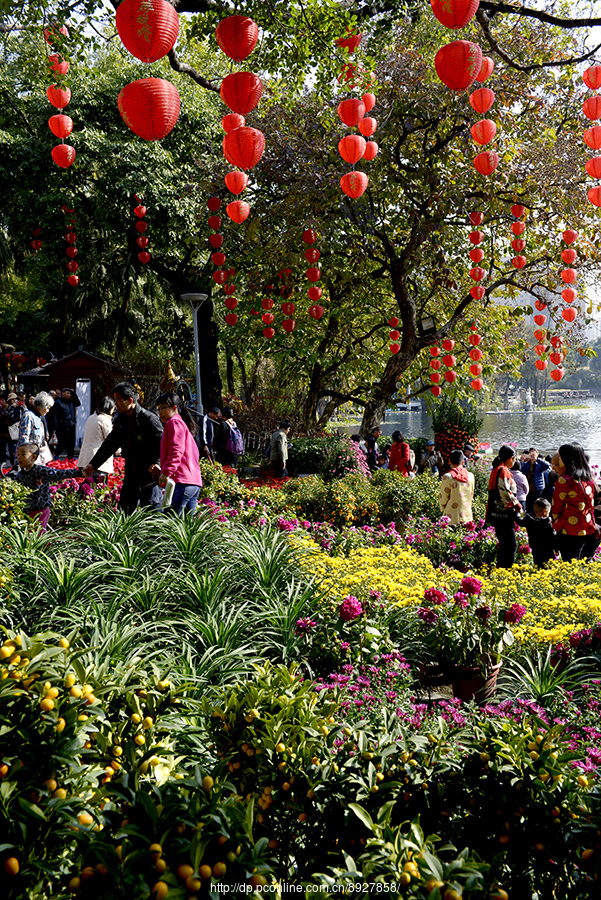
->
[551,442,598,562]
[486,445,522,568]
[17,391,54,465]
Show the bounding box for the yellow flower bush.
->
[298,539,601,647]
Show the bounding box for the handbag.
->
[8,422,19,441]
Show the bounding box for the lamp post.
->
[181,293,208,417]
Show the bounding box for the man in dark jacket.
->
[82,382,163,514]
[521,447,551,514]
[53,388,81,459]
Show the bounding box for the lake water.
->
[339,399,601,466]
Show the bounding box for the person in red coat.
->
[388,430,413,476]
[149,392,202,516]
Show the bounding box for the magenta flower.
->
[504,603,527,625]
[453,591,470,609]
[460,576,482,596]
[339,595,363,621]
[417,607,439,625]
[424,587,448,606]
[475,605,492,624]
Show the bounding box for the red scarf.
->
[449,465,469,483]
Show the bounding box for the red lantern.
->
[535,359,547,371]
[431,372,441,383]
[134,205,147,217]
[309,305,324,319]
[67,274,79,286]
[47,84,71,109]
[358,117,377,137]
[118,78,180,140]
[66,261,79,272]
[282,318,296,333]
[389,330,400,341]
[220,72,263,114]
[138,251,150,263]
[222,113,245,133]
[583,96,601,121]
[213,270,227,284]
[563,229,578,243]
[534,300,547,311]
[435,41,482,92]
[512,256,526,269]
[224,297,237,310]
[511,222,526,236]
[262,298,274,310]
[550,368,564,382]
[64,232,77,243]
[308,286,322,301]
[471,378,484,390]
[48,54,69,76]
[336,28,362,52]
[551,336,563,348]
[561,268,576,284]
[584,66,601,90]
[223,127,265,169]
[66,247,78,258]
[470,348,483,360]
[562,308,577,322]
[262,312,274,325]
[48,114,73,138]
[211,252,226,266]
[442,339,455,351]
[263,327,275,339]
[585,157,601,178]
[208,216,222,230]
[226,201,250,223]
[470,119,496,145]
[469,211,483,226]
[431,385,442,397]
[469,333,481,345]
[338,135,367,164]
[337,99,366,126]
[470,363,482,376]
[44,24,69,45]
[562,288,576,303]
[550,352,563,365]
[362,93,376,112]
[51,145,76,168]
[223,284,236,295]
[469,248,484,263]
[588,187,601,207]
[303,229,317,243]
[431,359,442,370]
[389,316,399,327]
[442,355,456,367]
[225,313,238,326]
[116,0,179,63]
[340,171,369,199]
[473,150,499,176]
[512,239,526,252]
[533,315,546,326]
[469,230,484,244]
[444,370,457,383]
[470,285,485,299]
[470,267,485,281]
[430,347,440,357]
[430,0,479,29]
[207,197,221,212]
[282,302,295,315]
[31,239,42,251]
[363,142,379,160]
[225,171,249,195]
[209,234,223,248]
[215,16,259,61]
[476,56,494,82]
[306,267,321,282]
[390,344,400,354]
[469,87,495,114]
[561,249,577,265]
[305,248,320,263]
[584,126,601,150]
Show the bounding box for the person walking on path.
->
[521,447,550,514]
[200,407,222,463]
[551,442,599,562]
[149,392,202,516]
[216,407,244,467]
[486,445,522,568]
[439,449,475,524]
[83,382,163,514]
[78,397,116,480]
[269,421,291,479]
[388,431,413,476]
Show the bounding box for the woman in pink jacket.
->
[150,392,202,516]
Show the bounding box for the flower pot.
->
[417,658,452,687]
[451,661,501,703]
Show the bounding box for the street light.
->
[181,292,208,417]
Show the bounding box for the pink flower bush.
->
[460,576,482,596]
[339,595,363,621]
[424,588,448,606]
[504,603,527,625]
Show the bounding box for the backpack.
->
[225,422,245,456]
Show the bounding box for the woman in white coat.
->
[78,397,116,478]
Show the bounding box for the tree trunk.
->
[226,350,235,394]
[197,298,223,409]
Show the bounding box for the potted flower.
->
[416,576,526,701]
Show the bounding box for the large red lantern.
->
[51,144,76,168]
[512,256,526,269]
[362,93,376,112]
[223,127,265,169]
[471,285,485,299]
[561,248,577,264]
[584,66,601,90]
[584,126,601,150]
[308,286,322,301]
[588,186,601,207]
[118,78,180,140]
[48,54,69,75]
[434,41,482,92]
[512,239,526,252]
[562,288,576,303]
[48,114,73,138]
[226,201,250,223]
[511,222,526,235]
[338,135,367,164]
[225,171,249,194]
[222,113,245,133]
[363,142,379,160]
[442,339,455,351]
[534,299,547,311]
[430,0,479,30]
[358,117,377,137]
[550,352,563,365]
[471,378,484,390]
[431,385,442,397]
[470,364,482,376]
[337,99,366,126]
[470,248,484,262]
[550,368,564,382]
[535,359,547,371]
[469,230,483,244]
[562,229,578,244]
[282,318,296,333]
[469,211,483,225]
[561,268,576,283]
[470,267,485,281]
[470,119,496,145]
[44,24,69,45]
[511,204,525,218]
[336,28,362,52]
[533,315,546,326]
[444,370,457,383]
[585,157,601,178]
[215,16,259,60]
[583,96,601,121]
[220,72,263,114]
[67,274,79,286]
[473,150,499,175]
[562,308,577,322]
[340,171,369,198]
[469,88,495,114]
[116,0,179,63]
[309,305,324,319]
[475,57,494,82]
[47,84,71,109]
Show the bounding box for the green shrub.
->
[287,436,343,475]
[371,470,441,523]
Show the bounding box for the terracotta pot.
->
[452,660,501,703]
